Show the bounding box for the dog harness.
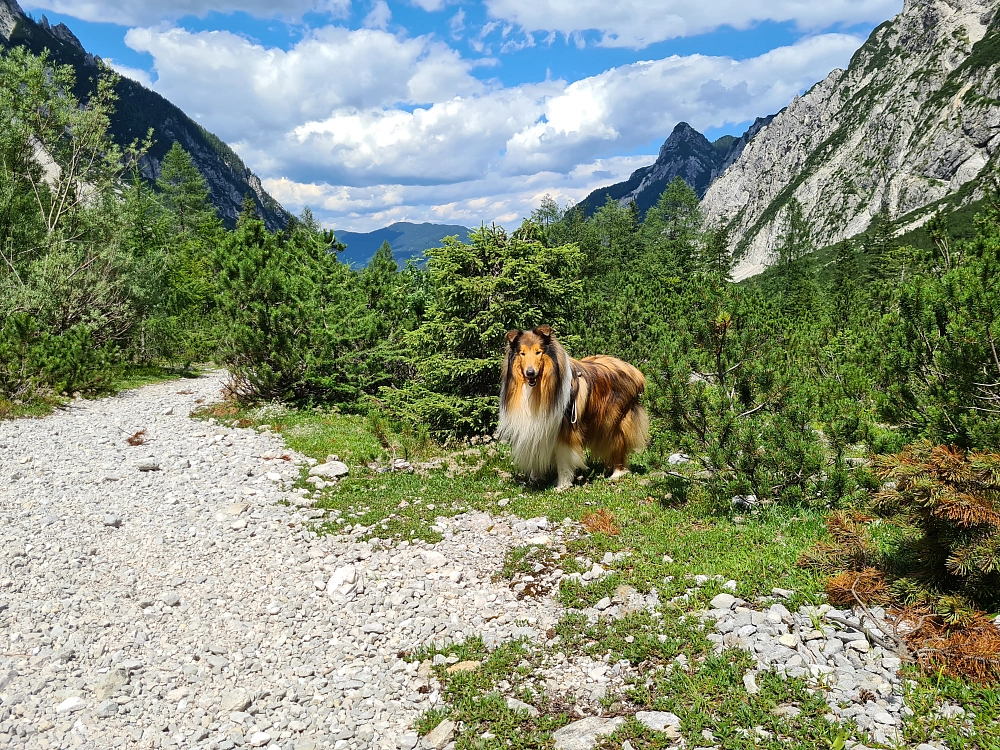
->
[567,369,583,424]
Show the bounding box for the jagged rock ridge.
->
[578,121,768,216]
[0,0,289,231]
[702,0,1000,280]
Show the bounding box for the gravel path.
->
[0,373,565,750]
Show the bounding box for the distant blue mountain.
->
[333,222,472,267]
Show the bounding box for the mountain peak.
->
[39,14,84,52]
[701,0,1000,280]
[577,119,770,217]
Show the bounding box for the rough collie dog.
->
[499,325,649,490]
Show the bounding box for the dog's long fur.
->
[498,325,649,489]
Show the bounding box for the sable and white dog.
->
[498,325,649,490]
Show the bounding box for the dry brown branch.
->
[581,508,620,536]
[896,606,1000,684]
[126,429,147,446]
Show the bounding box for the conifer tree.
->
[775,198,819,317]
[831,239,861,326]
[641,177,703,278]
[157,142,218,237]
[701,224,733,282]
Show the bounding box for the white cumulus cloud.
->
[483,0,902,48]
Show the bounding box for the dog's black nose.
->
[525,368,536,379]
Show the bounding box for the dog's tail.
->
[621,403,650,455]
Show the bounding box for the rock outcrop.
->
[579,122,757,216]
[702,0,1000,280]
[0,0,288,231]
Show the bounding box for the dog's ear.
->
[534,324,553,338]
[505,330,521,346]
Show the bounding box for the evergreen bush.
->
[381,222,583,436]
[873,441,1000,620]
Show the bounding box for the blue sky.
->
[22,0,902,230]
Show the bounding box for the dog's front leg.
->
[554,443,581,491]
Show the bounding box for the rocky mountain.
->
[0,0,289,231]
[334,222,472,267]
[702,0,1000,280]
[577,120,771,217]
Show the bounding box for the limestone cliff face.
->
[0,0,289,231]
[702,0,1000,280]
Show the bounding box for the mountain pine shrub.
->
[649,280,843,507]
[873,441,1000,620]
[381,222,583,437]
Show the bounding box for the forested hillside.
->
[0,0,288,230]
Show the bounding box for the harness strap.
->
[567,370,583,425]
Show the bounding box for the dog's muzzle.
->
[525,369,537,387]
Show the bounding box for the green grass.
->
[113,363,203,391]
[902,669,1000,748]
[0,363,202,421]
[201,404,998,750]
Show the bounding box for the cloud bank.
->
[122,23,864,228]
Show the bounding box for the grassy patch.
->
[0,392,65,420]
[0,364,201,421]
[902,668,1000,748]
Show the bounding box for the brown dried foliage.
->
[873,443,1000,530]
[896,606,1000,685]
[201,402,240,420]
[797,510,879,573]
[824,569,890,607]
[581,508,620,536]
[126,429,148,446]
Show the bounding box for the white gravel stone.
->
[710,593,738,610]
[55,696,86,713]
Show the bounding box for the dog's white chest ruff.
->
[499,353,573,476]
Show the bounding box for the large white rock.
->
[636,711,682,734]
[552,717,626,750]
[421,718,456,749]
[309,461,348,478]
[327,564,364,600]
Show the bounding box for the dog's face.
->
[506,325,554,388]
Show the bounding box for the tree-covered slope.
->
[0,0,289,231]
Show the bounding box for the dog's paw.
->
[554,482,573,492]
[608,468,630,481]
